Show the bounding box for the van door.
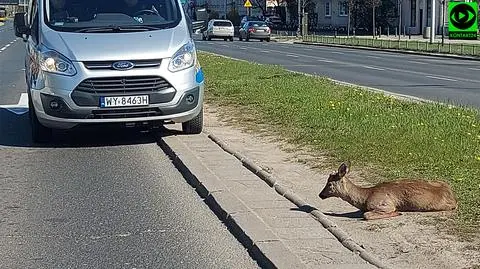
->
[25,0,41,91]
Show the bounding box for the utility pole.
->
[441,0,445,45]
[398,0,402,39]
[347,2,351,37]
[430,0,436,43]
[297,0,301,37]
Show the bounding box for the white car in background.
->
[202,19,234,41]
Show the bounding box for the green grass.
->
[301,35,480,56]
[199,52,480,232]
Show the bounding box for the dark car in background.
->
[238,21,271,42]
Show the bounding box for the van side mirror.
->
[14,12,30,38]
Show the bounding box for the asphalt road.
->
[0,21,24,106]
[194,36,480,109]
[0,22,258,268]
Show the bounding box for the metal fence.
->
[302,35,480,57]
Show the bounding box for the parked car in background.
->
[202,19,234,41]
[264,16,282,29]
[240,15,260,27]
[238,21,271,42]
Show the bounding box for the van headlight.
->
[168,39,196,72]
[39,50,77,76]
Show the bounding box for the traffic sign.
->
[244,0,252,8]
[448,1,478,40]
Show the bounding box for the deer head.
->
[319,162,349,199]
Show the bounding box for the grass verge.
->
[198,51,480,233]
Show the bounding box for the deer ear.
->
[338,162,349,178]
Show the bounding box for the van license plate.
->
[100,95,149,108]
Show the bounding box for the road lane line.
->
[286,54,299,58]
[425,75,458,82]
[317,59,335,63]
[468,67,480,71]
[261,50,270,53]
[330,51,345,55]
[0,93,29,115]
[366,56,381,59]
[17,93,29,107]
[362,65,385,71]
[408,60,430,65]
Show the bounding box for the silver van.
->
[14,0,205,142]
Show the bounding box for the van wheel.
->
[182,108,203,134]
[266,38,271,42]
[29,95,52,143]
[239,36,243,41]
[207,36,212,41]
[230,37,234,41]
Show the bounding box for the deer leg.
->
[363,210,401,220]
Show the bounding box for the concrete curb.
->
[295,41,480,61]
[157,137,277,269]
[207,133,394,269]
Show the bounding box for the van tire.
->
[29,95,52,143]
[182,108,203,134]
[229,37,234,41]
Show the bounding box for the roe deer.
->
[318,163,458,220]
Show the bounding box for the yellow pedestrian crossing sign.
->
[244,0,252,8]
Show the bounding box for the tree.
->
[251,0,267,16]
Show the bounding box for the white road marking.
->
[330,51,345,55]
[362,65,385,71]
[261,50,270,53]
[0,39,18,53]
[286,54,299,58]
[285,64,318,67]
[408,60,430,65]
[366,56,381,59]
[317,59,335,63]
[468,67,480,71]
[425,75,458,82]
[0,93,29,115]
[17,93,29,107]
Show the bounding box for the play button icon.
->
[450,3,477,30]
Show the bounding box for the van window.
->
[44,0,182,32]
[213,21,232,27]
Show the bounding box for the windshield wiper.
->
[75,25,161,33]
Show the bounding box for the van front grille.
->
[83,59,162,70]
[74,76,172,94]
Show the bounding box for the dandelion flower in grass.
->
[476,156,480,161]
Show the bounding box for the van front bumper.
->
[31,85,204,130]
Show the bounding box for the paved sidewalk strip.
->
[159,131,380,269]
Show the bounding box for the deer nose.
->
[319,193,326,199]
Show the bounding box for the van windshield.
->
[44,0,182,32]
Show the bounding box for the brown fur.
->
[318,163,458,220]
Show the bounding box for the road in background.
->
[0,20,24,106]
[195,37,480,108]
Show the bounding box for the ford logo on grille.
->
[112,61,134,71]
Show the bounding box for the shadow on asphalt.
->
[0,108,184,148]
